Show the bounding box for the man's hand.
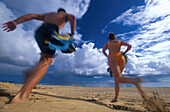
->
[2,21,17,32]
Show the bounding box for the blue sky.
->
[0,0,170,87]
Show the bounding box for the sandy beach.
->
[0,82,170,112]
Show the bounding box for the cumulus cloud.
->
[103,0,170,75]
[52,43,108,76]
[0,2,40,74]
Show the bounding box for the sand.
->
[0,82,170,112]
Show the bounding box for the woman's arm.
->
[102,42,108,57]
[121,41,132,54]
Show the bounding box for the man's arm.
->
[2,13,45,32]
[13,13,45,24]
[67,14,76,38]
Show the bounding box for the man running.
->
[2,8,76,103]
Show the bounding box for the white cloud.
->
[110,0,170,26]
[93,76,103,78]
[52,43,108,76]
[108,80,114,83]
[0,0,90,18]
[0,2,40,69]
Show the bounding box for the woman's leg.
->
[108,57,142,102]
[114,75,120,102]
[10,54,53,103]
[108,57,121,102]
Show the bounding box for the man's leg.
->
[23,64,37,84]
[10,53,53,103]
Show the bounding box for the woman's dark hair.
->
[57,8,66,13]
[108,33,116,40]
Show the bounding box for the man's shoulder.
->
[49,12,58,14]
[66,13,76,19]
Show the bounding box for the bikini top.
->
[108,41,122,53]
[65,15,68,22]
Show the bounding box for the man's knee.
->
[42,57,53,65]
[40,53,53,65]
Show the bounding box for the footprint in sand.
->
[50,102,76,110]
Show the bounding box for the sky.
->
[0,0,170,87]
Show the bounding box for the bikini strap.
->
[65,15,68,22]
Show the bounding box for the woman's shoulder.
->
[108,40,120,44]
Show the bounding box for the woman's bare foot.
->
[135,77,142,88]
[135,77,147,98]
[111,99,118,102]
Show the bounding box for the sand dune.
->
[0,82,170,112]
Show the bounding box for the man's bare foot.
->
[9,93,28,104]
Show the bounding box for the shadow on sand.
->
[32,91,144,112]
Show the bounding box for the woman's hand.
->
[2,21,17,32]
[122,52,125,55]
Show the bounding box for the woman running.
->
[102,33,143,102]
